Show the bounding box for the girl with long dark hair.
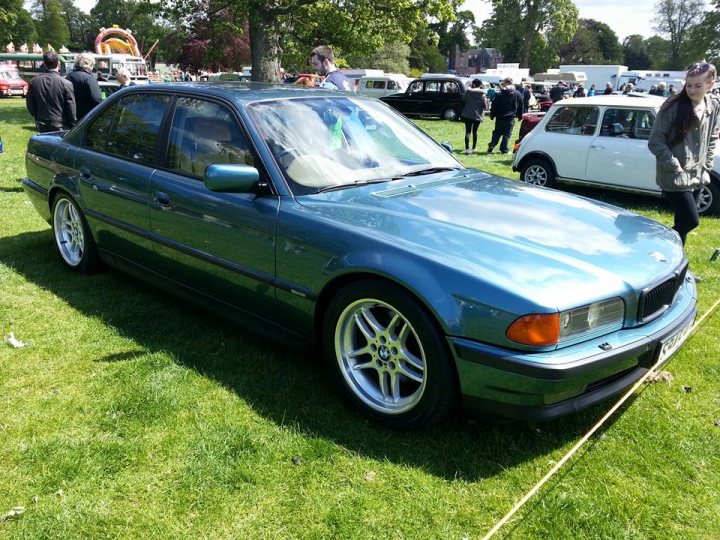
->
[648,62,720,245]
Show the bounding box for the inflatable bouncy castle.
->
[95,26,141,57]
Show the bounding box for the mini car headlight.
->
[558,298,625,342]
[507,298,624,347]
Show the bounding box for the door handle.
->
[153,191,172,209]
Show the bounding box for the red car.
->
[0,68,28,98]
[513,111,546,153]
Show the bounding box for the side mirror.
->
[204,164,260,193]
[440,141,453,153]
[610,123,625,136]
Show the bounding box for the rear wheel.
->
[322,279,458,429]
[520,157,556,187]
[443,108,459,121]
[52,193,100,273]
[696,180,719,215]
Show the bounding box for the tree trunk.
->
[248,4,282,83]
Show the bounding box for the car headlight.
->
[507,298,625,347]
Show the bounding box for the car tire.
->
[520,157,556,187]
[696,180,719,215]
[51,193,101,273]
[322,279,459,429]
[443,108,459,121]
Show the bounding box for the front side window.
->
[166,97,253,178]
[600,108,655,139]
[248,97,461,195]
[545,106,599,136]
[387,81,397,90]
[105,94,172,164]
[85,102,119,151]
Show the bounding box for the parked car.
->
[0,68,28,97]
[513,95,720,215]
[22,84,697,428]
[380,76,467,121]
[356,74,410,98]
[513,111,546,153]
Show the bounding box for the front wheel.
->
[696,180,720,215]
[52,193,100,272]
[520,157,556,187]
[322,280,459,429]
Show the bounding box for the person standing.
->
[66,52,102,121]
[587,84,596,97]
[460,79,488,154]
[116,68,136,87]
[549,81,566,102]
[573,84,586,98]
[310,45,352,91]
[648,62,720,246]
[487,77,522,154]
[521,83,532,113]
[26,52,76,132]
[603,82,614,95]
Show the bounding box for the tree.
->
[159,0,455,82]
[623,34,651,69]
[645,35,672,69]
[585,19,622,63]
[684,0,720,65]
[39,0,69,49]
[477,0,578,71]
[0,0,36,46]
[431,9,475,58]
[560,19,622,64]
[651,0,704,69]
[59,0,93,50]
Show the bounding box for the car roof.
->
[552,95,665,108]
[117,81,352,104]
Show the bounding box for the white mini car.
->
[512,96,720,215]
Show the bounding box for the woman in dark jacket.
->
[460,79,488,154]
[66,52,102,120]
[648,62,720,245]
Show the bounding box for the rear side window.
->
[545,106,599,136]
[105,94,172,164]
[372,81,386,89]
[425,81,441,93]
[409,81,423,93]
[388,81,397,90]
[444,81,460,93]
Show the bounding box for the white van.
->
[357,74,410,97]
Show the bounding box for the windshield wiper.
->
[392,166,462,179]
[316,178,391,193]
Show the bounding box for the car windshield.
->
[0,71,21,80]
[248,96,462,194]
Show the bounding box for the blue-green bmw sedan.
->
[22,83,697,429]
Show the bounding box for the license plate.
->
[10,90,23,95]
[656,317,694,364]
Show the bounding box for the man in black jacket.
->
[549,81,567,102]
[26,52,76,132]
[66,52,102,120]
[487,77,523,154]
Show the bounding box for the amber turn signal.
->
[506,313,560,346]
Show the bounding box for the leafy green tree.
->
[431,9,475,58]
[39,0,70,49]
[477,0,578,71]
[345,41,410,73]
[159,0,455,82]
[623,34,651,69]
[0,0,36,46]
[645,35,672,69]
[59,0,93,50]
[560,19,622,64]
[651,0,704,69]
[682,1,720,65]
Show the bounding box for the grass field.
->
[1,98,719,539]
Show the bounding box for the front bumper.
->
[451,279,697,421]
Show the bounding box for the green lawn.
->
[1,98,719,539]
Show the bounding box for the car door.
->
[421,80,444,115]
[148,96,279,318]
[541,105,600,179]
[74,93,172,266]
[386,80,426,115]
[585,107,659,192]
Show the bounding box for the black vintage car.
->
[380,77,467,121]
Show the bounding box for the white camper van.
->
[356,73,410,97]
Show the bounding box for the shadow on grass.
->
[0,228,630,481]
